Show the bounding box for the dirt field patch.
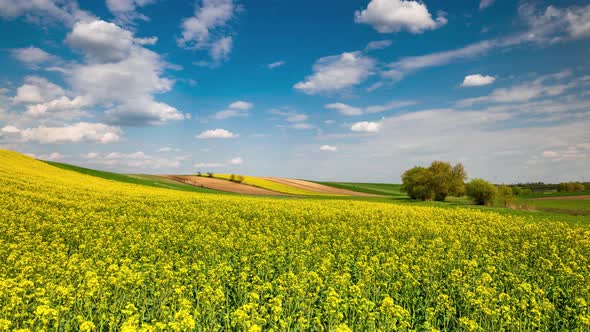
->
[164,175,285,195]
[531,195,590,200]
[262,177,381,197]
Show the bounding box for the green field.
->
[45,161,222,194]
[515,198,590,215]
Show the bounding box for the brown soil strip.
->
[164,175,285,195]
[531,195,590,200]
[262,177,381,197]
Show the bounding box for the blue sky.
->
[0,0,589,183]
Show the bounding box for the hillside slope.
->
[44,161,222,194]
[1,149,589,331]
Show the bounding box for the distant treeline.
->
[508,182,589,192]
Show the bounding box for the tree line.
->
[401,161,529,207]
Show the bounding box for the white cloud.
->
[194,156,243,168]
[384,40,495,81]
[0,0,93,26]
[270,109,308,123]
[351,121,381,133]
[228,100,252,110]
[365,39,392,51]
[13,76,65,104]
[382,3,590,84]
[214,100,253,119]
[63,19,183,126]
[325,100,415,116]
[520,3,590,42]
[294,51,375,94]
[1,125,20,133]
[85,150,181,169]
[196,128,237,138]
[325,103,363,116]
[461,74,496,87]
[210,36,232,63]
[320,145,338,152]
[11,47,54,66]
[158,146,180,152]
[267,61,285,69]
[106,0,156,25]
[479,0,495,10]
[25,96,91,119]
[104,97,184,126]
[36,152,64,161]
[229,157,243,165]
[19,122,122,144]
[354,0,447,34]
[178,0,238,63]
[290,123,313,130]
[458,72,575,106]
[365,100,416,113]
[67,19,155,63]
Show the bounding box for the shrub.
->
[520,188,533,195]
[235,175,245,183]
[401,167,434,201]
[196,171,202,177]
[558,182,586,192]
[497,185,514,207]
[466,179,497,206]
[207,172,213,178]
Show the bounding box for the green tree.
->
[450,163,467,197]
[466,179,497,206]
[401,161,467,202]
[401,167,434,201]
[511,186,523,196]
[497,185,514,207]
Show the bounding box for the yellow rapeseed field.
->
[0,149,589,331]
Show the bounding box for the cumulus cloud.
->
[350,121,381,133]
[196,128,237,138]
[13,76,65,104]
[214,100,253,119]
[325,100,415,116]
[63,19,183,126]
[461,74,496,87]
[354,0,447,34]
[25,95,91,120]
[67,19,156,63]
[178,0,238,63]
[320,145,338,152]
[17,122,122,144]
[267,60,285,69]
[294,51,375,94]
[11,47,54,66]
